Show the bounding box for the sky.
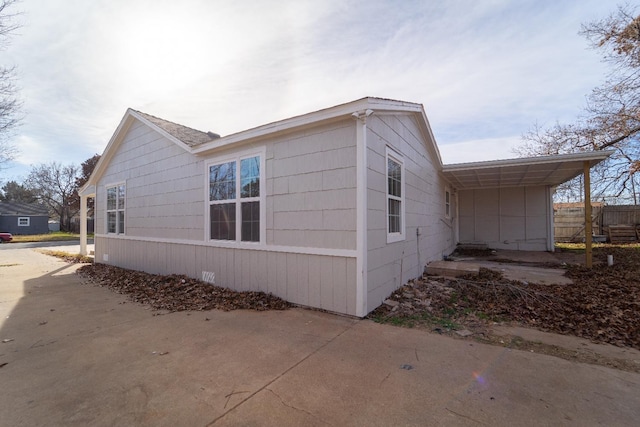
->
[0,0,618,182]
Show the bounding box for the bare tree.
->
[0,0,21,172]
[516,5,640,204]
[25,162,80,231]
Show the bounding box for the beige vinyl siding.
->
[98,237,358,316]
[266,119,358,250]
[94,118,360,316]
[458,186,550,251]
[365,114,456,312]
[96,121,204,240]
[97,119,357,248]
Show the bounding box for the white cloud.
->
[439,136,524,164]
[0,0,621,181]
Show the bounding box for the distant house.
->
[79,97,611,316]
[0,201,49,235]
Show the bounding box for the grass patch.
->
[370,310,461,331]
[37,249,93,264]
[555,242,640,253]
[10,232,92,243]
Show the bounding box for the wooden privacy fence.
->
[602,205,640,243]
[602,205,640,226]
[554,204,640,243]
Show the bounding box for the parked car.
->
[0,232,12,243]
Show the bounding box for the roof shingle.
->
[132,110,219,147]
[0,201,49,216]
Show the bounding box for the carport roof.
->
[442,150,614,190]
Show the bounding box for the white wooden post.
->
[80,195,87,256]
[583,161,592,268]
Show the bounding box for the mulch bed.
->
[76,263,290,312]
[369,246,640,349]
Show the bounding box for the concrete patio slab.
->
[427,249,574,285]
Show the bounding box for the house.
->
[0,201,49,235]
[79,97,610,317]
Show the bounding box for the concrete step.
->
[425,260,480,277]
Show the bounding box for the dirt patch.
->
[36,249,93,264]
[479,332,640,373]
[76,263,290,312]
[369,245,640,372]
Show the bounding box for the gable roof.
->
[189,97,443,164]
[81,97,612,197]
[81,108,220,195]
[0,201,49,216]
[131,110,219,148]
[81,97,443,196]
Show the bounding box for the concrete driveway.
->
[1,247,639,426]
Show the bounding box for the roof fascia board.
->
[80,111,135,193]
[81,109,201,193]
[128,109,195,153]
[443,150,616,190]
[418,107,444,167]
[373,107,444,168]
[451,183,556,191]
[192,97,426,155]
[83,97,445,191]
[443,150,614,172]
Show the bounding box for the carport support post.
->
[583,161,593,268]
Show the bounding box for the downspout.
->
[454,191,459,245]
[353,109,372,317]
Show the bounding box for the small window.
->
[386,148,405,243]
[18,217,30,227]
[106,183,125,234]
[208,154,262,243]
[445,188,451,218]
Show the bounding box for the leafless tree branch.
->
[0,0,22,172]
[516,5,640,203]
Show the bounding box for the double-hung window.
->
[106,183,125,234]
[208,153,262,243]
[386,148,405,242]
[445,187,451,218]
[18,217,30,227]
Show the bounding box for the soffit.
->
[442,151,614,190]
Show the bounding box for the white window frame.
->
[18,217,30,227]
[205,147,266,245]
[386,147,405,243]
[105,182,126,235]
[445,186,451,219]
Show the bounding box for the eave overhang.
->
[442,150,614,190]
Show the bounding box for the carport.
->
[443,150,613,264]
